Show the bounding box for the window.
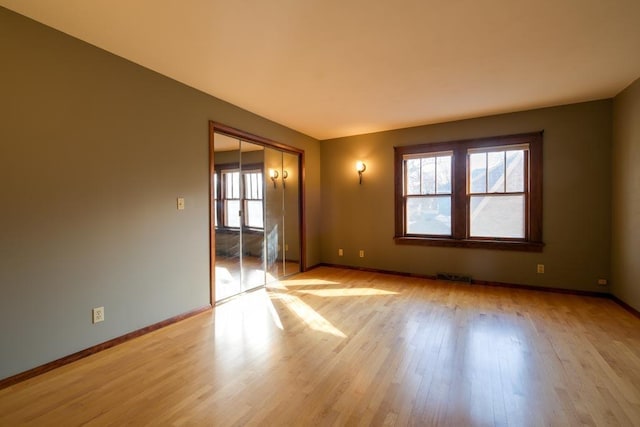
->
[222,170,241,228]
[394,132,543,251]
[219,168,264,229]
[243,171,264,229]
[404,152,452,235]
[468,146,526,239]
[214,173,218,227]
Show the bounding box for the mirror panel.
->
[213,133,242,301]
[240,141,266,292]
[265,147,284,281]
[211,126,302,303]
[283,151,301,275]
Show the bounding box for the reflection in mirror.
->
[212,127,302,303]
[240,141,266,292]
[213,133,242,301]
[265,147,284,281]
[282,152,301,276]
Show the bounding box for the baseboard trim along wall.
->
[317,264,640,318]
[0,304,212,390]
[610,295,640,319]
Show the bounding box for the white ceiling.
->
[2,0,639,140]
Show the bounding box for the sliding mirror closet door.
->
[213,133,242,301]
[264,147,284,280]
[240,141,266,293]
[282,151,300,276]
[212,125,303,303]
[264,148,301,279]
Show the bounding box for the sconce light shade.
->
[269,169,279,188]
[356,161,367,184]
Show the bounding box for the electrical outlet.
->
[92,307,104,324]
[537,264,544,274]
[359,250,365,258]
[338,248,343,256]
[598,279,608,286]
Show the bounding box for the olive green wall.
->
[320,101,612,292]
[612,77,640,311]
[0,7,320,379]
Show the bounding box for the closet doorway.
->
[209,122,304,304]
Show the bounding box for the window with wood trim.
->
[404,151,453,236]
[394,132,543,251]
[243,171,264,229]
[219,168,264,229]
[222,170,241,228]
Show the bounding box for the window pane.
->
[225,200,240,228]
[255,173,263,198]
[243,172,264,200]
[244,174,250,198]
[506,150,524,192]
[245,200,263,228]
[469,153,486,193]
[436,156,452,194]
[406,196,451,235]
[470,195,524,238]
[225,173,232,195]
[214,174,218,227]
[225,171,240,198]
[250,173,257,199]
[249,174,255,198]
[406,159,421,195]
[487,152,505,192]
[421,157,436,194]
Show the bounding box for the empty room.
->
[1,1,640,425]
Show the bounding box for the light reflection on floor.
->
[277,278,339,287]
[215,274,401,341]
[213,270,532,426]
[270,292,347,338]
[215,256,299,301]
[294,288,397,297]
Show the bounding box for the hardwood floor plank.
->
[2,266,640,426]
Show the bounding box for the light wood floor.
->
[1,266,640,426]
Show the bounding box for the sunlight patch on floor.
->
[278,278,339,287]
[215,266,234,283]
[295,288,397,297]
[265,293,284,330]
[271,293,346,338]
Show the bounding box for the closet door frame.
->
[209,121,306,305]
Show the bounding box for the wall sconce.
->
[282,170,289,188]
[269,169,279,188]
[356,161,367,184]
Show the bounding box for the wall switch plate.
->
[338,248,343,256]
[92,307,104,324]
[177,197,185,210]
[359,250,365,258]
[537,264,545,274]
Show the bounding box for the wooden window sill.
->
[394,236,544,252]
